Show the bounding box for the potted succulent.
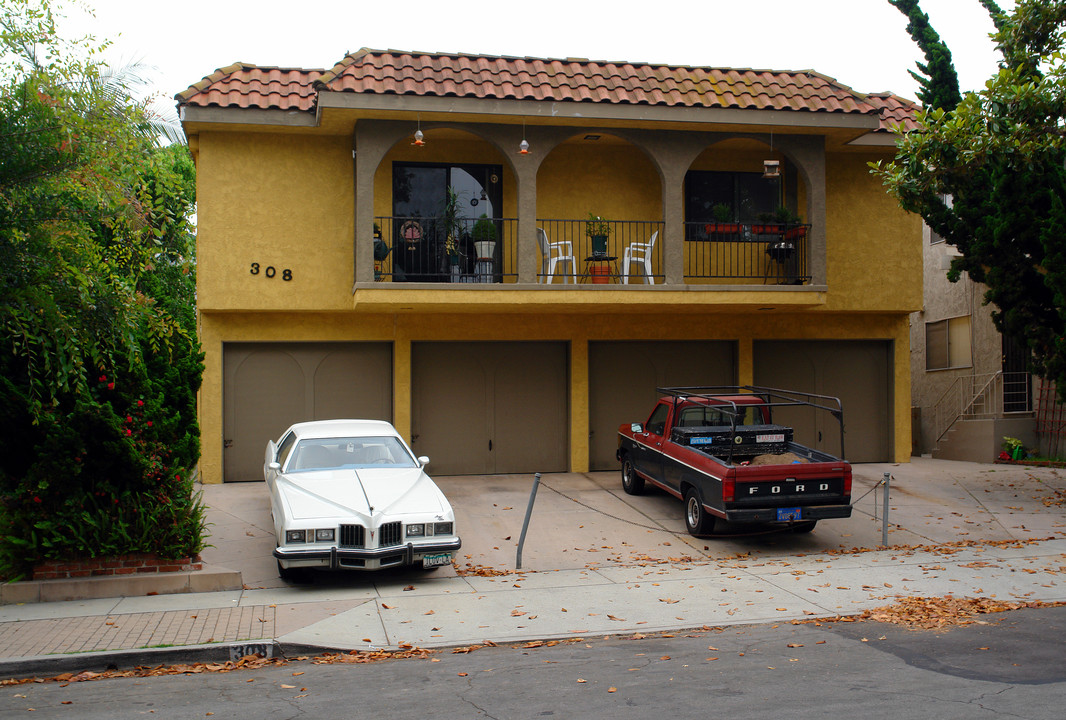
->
[586,213,611,256]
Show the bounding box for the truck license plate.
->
[422,553,452,568]
[776,507,802,521]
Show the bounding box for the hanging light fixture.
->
[518,120,530,155]
[763,130,779,178]
[412,115,425,147]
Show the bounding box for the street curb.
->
[0,640,283,681]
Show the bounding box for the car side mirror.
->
[631,423,643,433]
[269,461,281,471]
[418,456,430,466]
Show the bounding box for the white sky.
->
[63,0,1010,116]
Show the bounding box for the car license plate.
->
[776,507,802,521]
[422,552,452,568]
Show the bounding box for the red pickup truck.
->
[616,386,852,536]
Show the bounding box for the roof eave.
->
[316,92,882,131]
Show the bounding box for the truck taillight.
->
[843,471,852,497]
[723,477,735,503]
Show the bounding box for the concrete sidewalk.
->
[1,458,1064,678]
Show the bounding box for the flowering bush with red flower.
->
[0,32,206,579]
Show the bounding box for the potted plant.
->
[472,214,497,260]
[586,213,611,256]
[707,202,739,238]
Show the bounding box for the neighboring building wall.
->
[909,223,1005,455]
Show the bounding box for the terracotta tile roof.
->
[315,49,874,116]
[177,50,919,132]
[176,63,322,112]
[863,92,923,133]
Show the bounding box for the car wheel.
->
[277,560,312,583]
[621,457,645,495]
[791,520,818,533]
[684,487,715,536]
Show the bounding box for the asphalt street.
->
[2,605,1063,719]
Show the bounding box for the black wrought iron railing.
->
[374,216,518,283]
[536,219,663,283]
[683,221,811,284]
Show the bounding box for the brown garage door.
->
[754,340,891,463]
[223,343,392,482]
[588,341,735,470]
[411,342,567,475]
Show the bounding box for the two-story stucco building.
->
[177,49,922,483]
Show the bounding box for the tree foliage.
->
[889,0,963,111]
[0,0,205,577]
[877,0,1066,397]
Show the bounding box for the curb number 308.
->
[250,263,292,281]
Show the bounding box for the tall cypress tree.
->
[889,0,963,110]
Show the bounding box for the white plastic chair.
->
[536,227,577,284]
[622,230,658,284]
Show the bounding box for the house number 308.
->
[250,263,292,281]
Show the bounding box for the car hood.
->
[275,467,448,523]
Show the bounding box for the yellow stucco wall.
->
[824,151,923,312]
[196,132,354,311]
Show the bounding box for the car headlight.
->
[406,523,425,537]
[315,529,335,542]
[285,529,307,543]
[434,522,453,536]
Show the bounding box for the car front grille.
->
[339,524,365,548]
[379,521,402,547]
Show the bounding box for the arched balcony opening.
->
[370,126,518,284]
[534,132,663,284]
[683,137,811,285]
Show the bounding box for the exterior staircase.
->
[932,372,1035,462]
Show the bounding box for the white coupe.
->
[264,419,460,580]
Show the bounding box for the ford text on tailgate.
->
[616,386,852,536]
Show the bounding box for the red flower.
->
[125,428,132,436]
[99,375,106,383]
[137,399,144,407]
[107,382,114,390]
[146,421,152,427]
[33,496,41,503]
[126,416,133,423]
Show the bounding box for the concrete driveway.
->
[200,458,1066,588]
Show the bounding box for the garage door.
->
[223,343,392,482]
[754,340,891,462]
[588,341,735,470]
[412,342,567,475]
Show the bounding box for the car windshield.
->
[287,436,417,472]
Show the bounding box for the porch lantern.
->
[762,159,780,178]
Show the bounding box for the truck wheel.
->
[684,488,715,536]
[621,458,645,495]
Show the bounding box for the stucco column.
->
[778,135,827,286]
[570,337,589,472]
[514,154,539,284]
[353,122,397,286]
[661,165,686,285]
[393,331,412,442]
[737,336,754,386]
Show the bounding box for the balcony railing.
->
[370,217,811,285]
[683,222,811,284]
[374,216,518,283]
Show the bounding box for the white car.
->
[264,419,460,580]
